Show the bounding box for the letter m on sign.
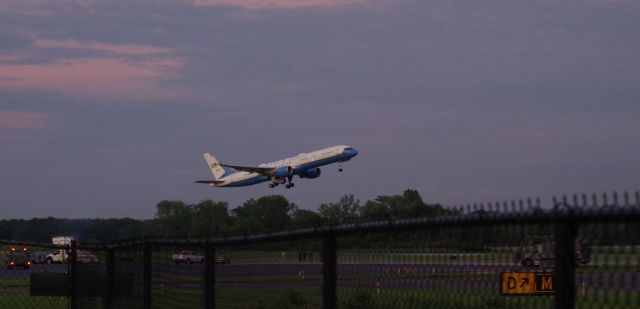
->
[535,274,554,294]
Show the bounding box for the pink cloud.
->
[186,0,370,9]
[34,39,174,56]
[0,57,184,99]
[0,111,49,129]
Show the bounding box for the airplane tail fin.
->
[203,153,228,180]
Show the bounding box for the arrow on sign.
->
[520,277,529,288]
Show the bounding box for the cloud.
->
[0,57,184,99]
[33,38,174,56]
[0,35,184,99]
[0,110,49,129]
[185,0,369,9]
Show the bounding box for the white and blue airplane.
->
[196,145,358,189]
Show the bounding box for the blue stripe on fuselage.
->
[222,175,270,187]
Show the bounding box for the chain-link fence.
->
[0,241,69,308]
[1,191,639,308]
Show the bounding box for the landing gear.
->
[269,177,286,188]
[285,176,295,189]
[270,176,295,188]
[338,164,343,172]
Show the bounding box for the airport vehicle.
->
[29,251,48,264]
[172,251,204,264]
[5,247,31,269]
[46,249,69,264]
[195,145,358,189]
[514,235,591,267]
[77,250,99,263]
[47,236,72,264]
[216,254,230,265]
[45,249,98,264]
[172,251,230,265]
[46,236,98,263]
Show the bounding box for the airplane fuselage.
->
[206,145,358,188]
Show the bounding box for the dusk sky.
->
[1,0,638,219]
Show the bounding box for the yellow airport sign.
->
[534,273,554,294]
[501,272,554,296]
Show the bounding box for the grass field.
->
[0,295,67,308]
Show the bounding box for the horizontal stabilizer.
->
[195,180,225,185]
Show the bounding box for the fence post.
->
[554,211,577,309]
[69,240,78,309]
[203,244,216,309]
[322,235,337,309]
[143,243,152,309]
[104,248,115,309]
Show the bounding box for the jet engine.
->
[299,167,321,179]
[272,166,293,177]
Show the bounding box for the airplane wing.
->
[195,180,225,185]
[218,164,277,175]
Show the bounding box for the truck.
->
[45,249,69,264]
[5,247,32,270]
[28,251,48,264]
[172,251,230,265]
[172,251,204,264]
[45,236,98,264]
[514,235,591,268]
[46,236,73,264]
[45,249,98,264]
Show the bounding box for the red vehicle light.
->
[23,247,28,251]
[27,261,32,265]
[11,247,16,252]
[10,262,14,265]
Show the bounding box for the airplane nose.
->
[344,147,358,157]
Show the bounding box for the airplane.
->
[195,145,358,189]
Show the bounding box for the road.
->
[0,263,68,280]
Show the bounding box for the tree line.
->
[0,189,450,244]
[3,189,634,249]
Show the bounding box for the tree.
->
[318,195,360,225]
[359,200,390,221]
[231,195,295,234]
[191,200,230,237]
[290,208,323,228]
[359,189,448,222]
[155,200,193,236]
